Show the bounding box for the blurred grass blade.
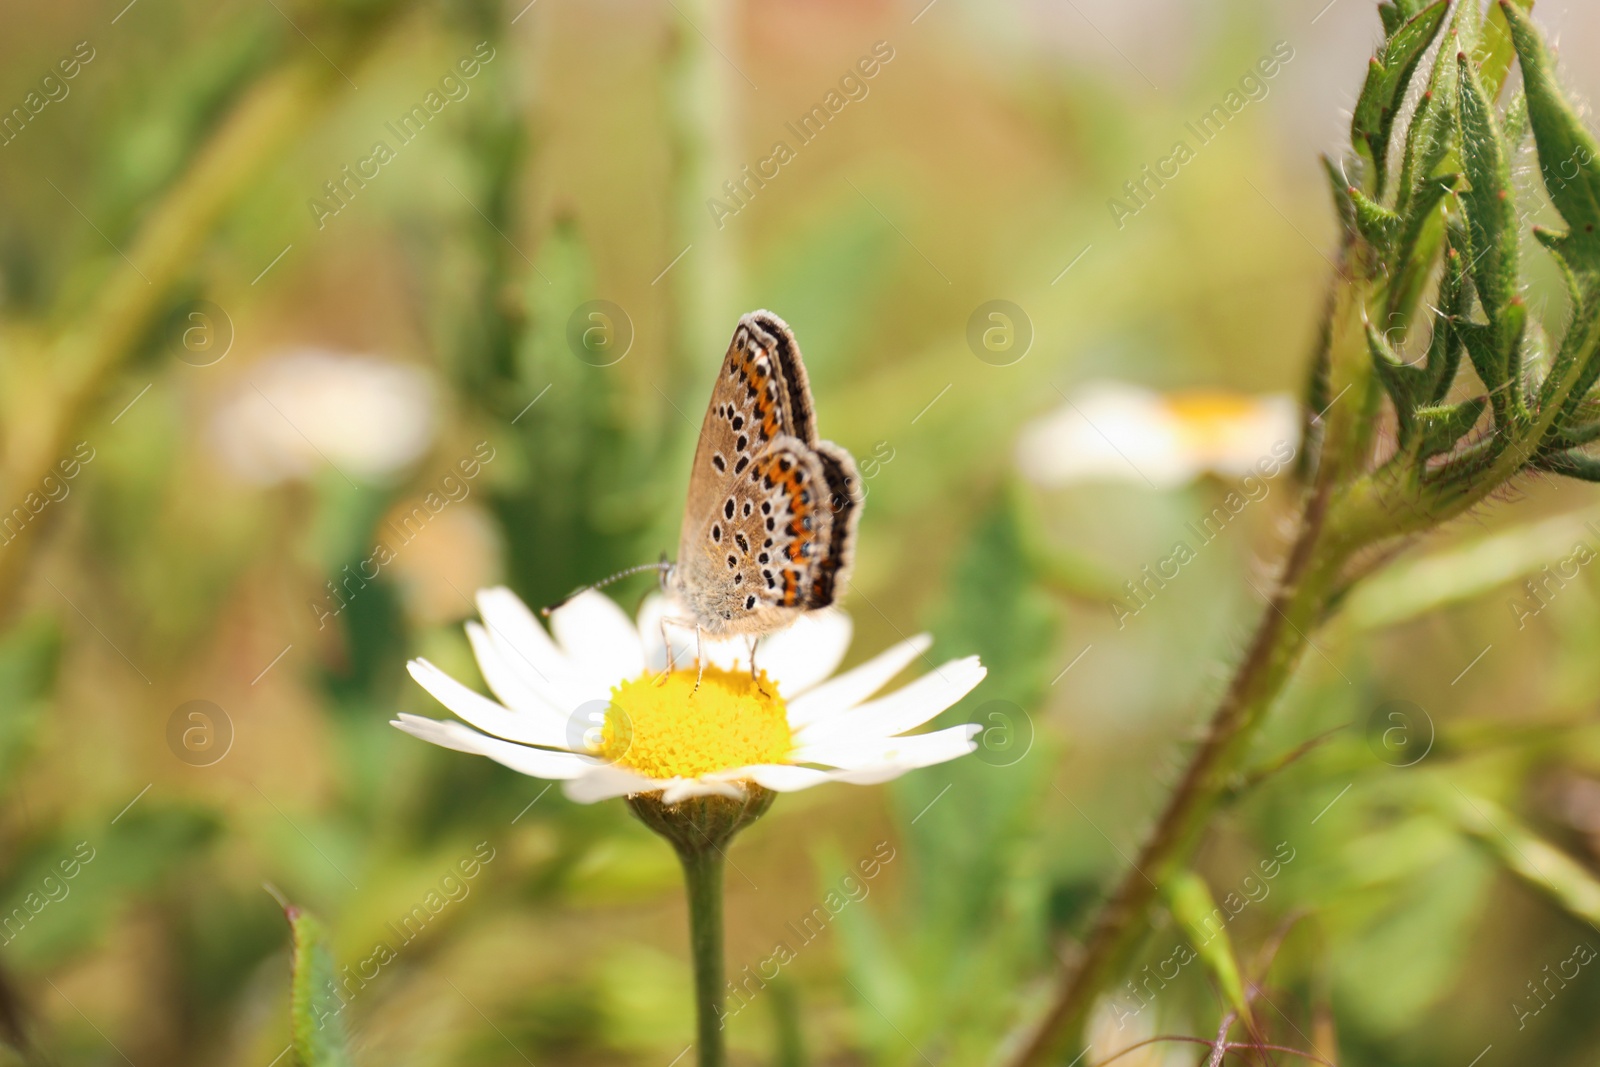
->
[1448,789,1600,926]
[284,900,355,1067]
[1162,871,1254,1028]
[1344,504,1600,630]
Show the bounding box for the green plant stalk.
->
[663,0,736,383]
[1005,261,1390,1065]
[681,847,729,1067]
[1006,476,1350,1066]
[0,13,408,624]
[628,790,772,1067]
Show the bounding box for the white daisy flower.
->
[392,586,987,805]
[211,348,437,485]
[1017,380,1298,489]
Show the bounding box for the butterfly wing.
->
[675,312,862,635]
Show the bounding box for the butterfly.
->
[666,311,862,648]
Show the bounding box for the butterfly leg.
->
[655,616,701,684]
[746,635,759,680]
[694,625,705,692]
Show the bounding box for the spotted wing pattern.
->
[674,311,862,636]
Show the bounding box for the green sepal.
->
[1536,279,1600,421]
[286,904,355,1067]
[1425,237,1469,403]
[1415,396,1487,461]
[1460,303,1529,429]
[1388,175,1459,324]
[1324,156,1383,280]
[1352,0,1451,196]
[1367,316,1428,442]
[1546,397,1600,450]
[1458,322,1506,417]
[1348,184,1403,254]
[1457,51,1519,321]
[1323,155,1357,238]
[1503,2,1600,279]
[1503,89,1530,152]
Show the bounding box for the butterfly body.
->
[668,311,861,639]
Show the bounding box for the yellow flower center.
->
[1161,390,1276,458]
[597,667,791,779]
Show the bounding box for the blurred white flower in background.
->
[210,348,437,485]
[1016,380,1298,489]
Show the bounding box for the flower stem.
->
[628,790,773,1067]
[680,846,728,1067]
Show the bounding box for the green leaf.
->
[1497,0,1600,287]
[1161,871,1253,1027]
[1343,499,1598,630]
[285,903,355,1067]
[1352,0,1450,196]
[1388,174,1457,324]
[0,617,60,785]
[1457,52,1519,322]
[1449,789,1600,927]
[1503,2,1600,279]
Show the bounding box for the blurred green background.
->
[3,0,1600,1063]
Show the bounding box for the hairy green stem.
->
[681,846,728,1067]
[1006,476,1348,1067]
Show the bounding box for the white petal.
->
[465,622,572,721]
[549,590,646,687]
[796,657,987,746]
[475,587,594,704]
[563,765,662,803]
[792,723,980,770]
[637,594,674,673]
[661,778,745,804]
[391,714,593,779]
[743,760,932,790]
[755,610,853,696]
[1014,381,1194,489]
[787,634,933,728]
[406,659,571,749]
[745,764,837,792]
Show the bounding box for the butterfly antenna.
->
[542,561,672,616]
